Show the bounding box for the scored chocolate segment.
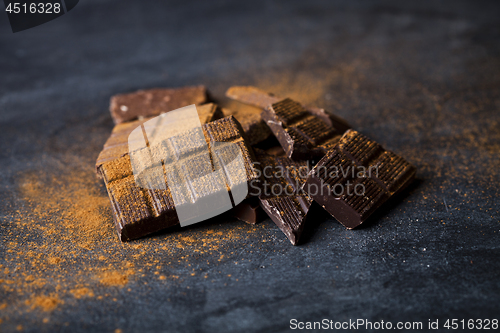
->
[204,117,261,193]
[304,130,416,229]
[98,116,260,241]
[256,151,312,245]
[96,103,223,172]
[263,98,349,159]
[109,85,207,124]
[100,155,179,241]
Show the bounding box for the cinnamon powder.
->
[1,162,263,324]
[25,295,63,312]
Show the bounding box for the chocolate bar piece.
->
[264,145,286,157]
[96,103,223,170]
[256,151,312,245]
[109,85,207,124]
[98,116,260,240]
[225,86,350,129]
[263,98,350,159]
[232,198,266,225]
[197,103,225,124]
[226,86,279,111]
[222,101,272,145]
[100,154,179,241]
[304,130,416,229]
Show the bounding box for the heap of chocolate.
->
[96,85,416,245]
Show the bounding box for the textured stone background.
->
[0,1,499,332]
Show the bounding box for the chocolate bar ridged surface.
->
[110,85,207,124]
[256,151,312,245]
[96,103,223,172]
[204,117,261,203]
[98,116,259,241]
[263,98,347,159]
[304,130,416,229]
[100,155,179,241]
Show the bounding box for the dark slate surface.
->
[1,1,499,332]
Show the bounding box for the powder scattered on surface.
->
[47,257,62,265]
[1,161,268,326]
[18,168,112,250]
[70,288,95,299]
[98,270,134,287]
[25,295,63,312]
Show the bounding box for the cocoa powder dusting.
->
[1,161,269,325]
[25,295,63,312]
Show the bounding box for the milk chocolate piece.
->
[264,145,286,157]
[98,116,259,240]
[226,86,279,110]
[232,198,266,225]
[256,151,312,245]
[197,103,225,124]
[263,98,350,159]
[96,103,223,171]
[110,85,207,124]
[304,130,416,229]
[222,102,272,145]
[225,86,350,129]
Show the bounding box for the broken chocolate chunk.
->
[225,85,350,129]
[304,130,416,229]
[256,151,312,245]
[263,98,349,159]
[98,116,260,240]
[232,198,267,225]
[226,86,279,110]
[222,101,272,145]
[109,85,207,124]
